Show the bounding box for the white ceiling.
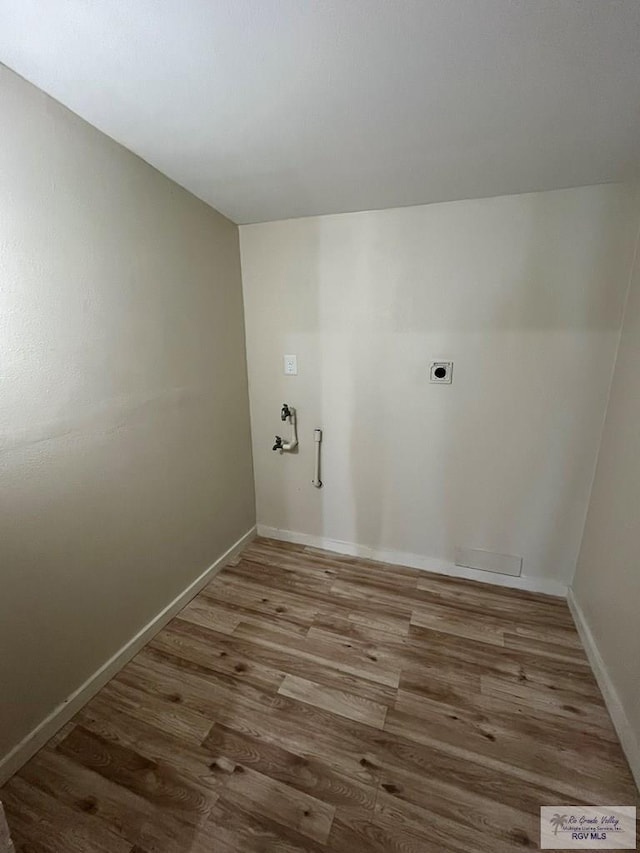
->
[1,1,639,224]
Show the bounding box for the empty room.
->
[0,2,639,851]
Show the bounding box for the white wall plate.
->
[430,361,453,383]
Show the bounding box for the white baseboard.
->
[0,525,256,786]
[256,525,567,598]
[567,588,640,791]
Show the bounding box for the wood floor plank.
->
[374,788,533,853]
[202,693,384,787]
[414,569,567,606]
[215,763,336,844]
[200,576,319,626]
[309,613,414,655]
[150,616,287,693]
[503,630,591,664]
[306,625,405,673]
[347,609,412,637]
[134,644,282,716]
[182,588,310,638]
[414,573,576,625]
[327,805,458,853]
[18,748,196,853]
[217,620,397,708]
[2,775,133,853]
[410,605,506,646]
[387,696,634,803]
[178,598,241,634]
[204,722,376,811]
[370,726,590,820]
[100,676,213,745]
[329,578,420,614]
[231,557,337,597]
[379,767,541,853]
[195,796,327,853]
[394,682,625,764]
[278,674,388,729]
[56,726,215,825]
[67,694,231,800]
[2,536,637,852]
[404,623,597,691]
[479,673,614,727]
[232,620,401,688]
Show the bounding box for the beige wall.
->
[240,185,639,591]
[0,66,255,760]
[572,222,640,782]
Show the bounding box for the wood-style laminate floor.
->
[2,538,638,852]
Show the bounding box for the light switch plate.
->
[283,354,298,375]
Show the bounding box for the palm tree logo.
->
[550,814,568,835]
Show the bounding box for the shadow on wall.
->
[437,189,632,585]
[245,185,638,585]
[266,217,327,547]
[347,220,393,554]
